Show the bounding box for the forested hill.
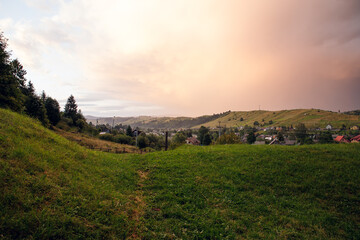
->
[86,109,360,129]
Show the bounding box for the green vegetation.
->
[1,109,360,239]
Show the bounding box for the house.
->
[325,124,333,130]
[186,137,200,145]
[351,135,360,143]
[334,136,350,143]
[264,136,273,141]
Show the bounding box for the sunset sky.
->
[1,0,359,117]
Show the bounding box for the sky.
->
[0,0,360,117]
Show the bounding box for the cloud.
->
[1,0,360,116]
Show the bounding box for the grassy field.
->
[1,108,360,239]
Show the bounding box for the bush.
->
[99,134,114,142]
[217,132,240,144]
[114,134,133,145]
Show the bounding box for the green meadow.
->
[1,108,360,239]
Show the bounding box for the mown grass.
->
[1,108,360,239]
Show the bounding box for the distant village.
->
[93,119,360,149]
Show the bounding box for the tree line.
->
[0,32,87,131]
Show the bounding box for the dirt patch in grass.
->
[128,170,149,239]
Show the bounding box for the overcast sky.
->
[1,0,359,117]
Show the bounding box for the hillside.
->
[53,127,140,153]
[0,109,140,239]
[1,108,360,239]
[197,109,360,129]
[86,112,230,129]
[88,109,360,129]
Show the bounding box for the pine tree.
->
[45,96,61,125]
[0,33,24,111]
[23,82,49,126]
[64,95,78,124]
[126,125,133,137]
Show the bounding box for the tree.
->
[173,131,187,144]
[319,131,333,144]
[217,132,239,144]
[253,121,259,126]
[246,131,256,144]
[137,135,148,149]
[76,119,87,132]
[64,95,78,124]
[0,33,24,112]
[44,96,61,125]
[126,125,133,137]
[10,59,27,89]
[295,123,307,144]
[277,131,284,142]
[203,133,212,145]
[22,81,49,126]
[198,126,210,145]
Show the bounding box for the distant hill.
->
[87,109,360,129]
[344,110,360,116]
[86,111,231,129]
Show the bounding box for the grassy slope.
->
[0,109,140,239]
[1,109,360,239]
[54,127,139,153]
[198,109,360,129]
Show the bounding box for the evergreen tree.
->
[64,95,78,124]
[10,59,27,89]
[126,125,133,137]
[0,33,24,111]
[23,82,49,126]
[44,96,61,125]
